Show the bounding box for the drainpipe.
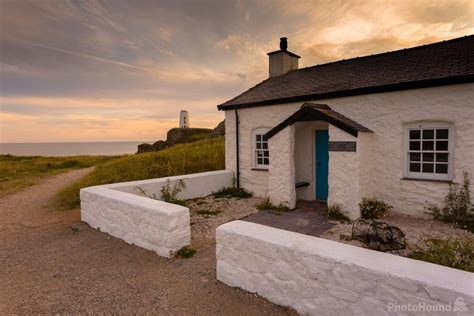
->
[234,107,240,188]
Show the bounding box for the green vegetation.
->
[327,204,351,223]
[195,209,222,216]
[426,171,474,233]
[58,137,225,208]
[359,197,392,219]
[256,197,291,213]
[213,187,253,199]
[0,154,116,196]
[176,245,197,259]
[160,179,187,206]
[408,236,474,272]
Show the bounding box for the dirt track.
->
[0,169,295,315]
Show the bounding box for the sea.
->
[0,141,153,157]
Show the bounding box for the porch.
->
[242,200,334,237]
[264,103,373,219]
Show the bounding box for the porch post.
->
[268,125,296,208]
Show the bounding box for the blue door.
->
[315,130,329,201]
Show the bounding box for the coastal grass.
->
[57,137,225,209]
[0,154,117,196]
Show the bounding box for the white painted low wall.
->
[217,221,474,315]
[108,170,234,200]
[81,170,233,257]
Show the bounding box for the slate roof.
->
[265,103,372,139]
[218,35,474,110]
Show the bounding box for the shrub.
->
[213,187,252,199]
[359,197,392,219]
[327,204,351,223]
[160,179,187,206]
[408,236,474,272]
[134,179,187,206]
[256,197,290,213]
[426,171,474,233]
[176,246,196,259]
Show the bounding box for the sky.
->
[1,0,473,143]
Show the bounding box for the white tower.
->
[179,110,189,128]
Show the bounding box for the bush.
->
[426,171,474,233]
[408,236,474,272]
[176,246,196,259]
[327,204,351,223]
[359,197,392,219]
[160,179,187,206]
[213,187,252,199]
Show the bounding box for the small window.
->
[253,130,269,169]
[405,123,453,181]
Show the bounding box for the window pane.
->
[410,141,420,150]
[422,141,434,151]
[422,153,434,162]
[409,153,421,162]
[410,163,421,172]
[436,164,448,174]
[436,129,449,139]
[422,163,434,173]
[262,142,268,149]
[256,143,261,149]
[263,158,269,165]
[436,153,448,162]
[256,135,261,141]
[409,130,420,139]
[263,151,269,157]
[436,141,448,151]
[423,129,434,139]
[257,151,263,157]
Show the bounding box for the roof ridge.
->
[296,34,474,73]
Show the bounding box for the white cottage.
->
[217,36,474,219]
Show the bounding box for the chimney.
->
[267,37,300,77]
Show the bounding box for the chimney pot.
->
[280,37,288,51]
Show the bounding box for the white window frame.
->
[403,122,454,181]
[252,128,270,169]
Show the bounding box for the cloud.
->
[0,0,472,142]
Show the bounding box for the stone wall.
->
[80,170,233,257]
[81,187,190,258]
[217,221,474,316]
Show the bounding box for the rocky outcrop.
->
[137,120,225,154]
[137,140,169,154]
[211,120,225,137]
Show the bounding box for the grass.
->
[327,204,351,223]
[256,197,291,213]
[0,154,117,196]
[213,187,253,199]
[408,236,474,272]
[58,137,225,209]
[195,209,222,216]
[176,246,197,258]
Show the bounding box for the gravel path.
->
[0,169,295,315]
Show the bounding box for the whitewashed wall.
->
[81,170,233,257]
[224,83,474,217]
[217,221,474,316]
[268,125,296,208]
